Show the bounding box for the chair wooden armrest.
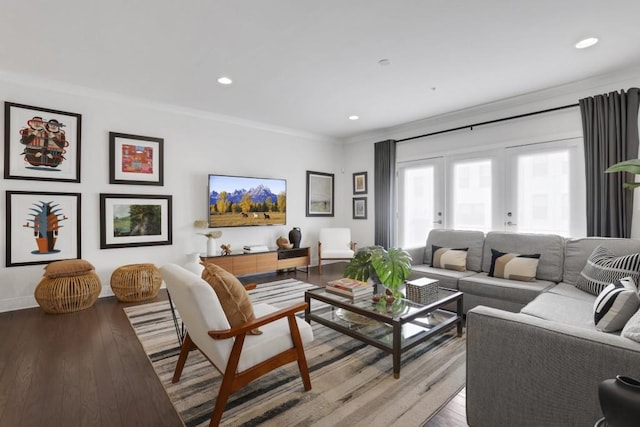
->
[208,301,308,339]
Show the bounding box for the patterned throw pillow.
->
[593,277,640,332]
[201,263,262,335]
[488,249,540,282]
[431,245,468,272]
[576,246,640,296]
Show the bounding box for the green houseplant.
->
[343,246,413,297]
[605,159,640,189]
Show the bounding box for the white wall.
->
[0,74,348,312]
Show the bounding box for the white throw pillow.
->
[593,277,640,332]
[622,308,640,343]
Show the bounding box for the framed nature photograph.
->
[353,171,368,194]
[353,197,367,220]
[6,191,81,267]
[100,194,172,249]
[4,102,82,182]
[109,132,164,185]
[306,170,334,217]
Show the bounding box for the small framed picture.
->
[353,171,368,194]
[6,191,81,267]
[100,193,172,249]
[306,170,334,217]
[4,102,82,182]
[353,197,367,220]
[109,132,164,186]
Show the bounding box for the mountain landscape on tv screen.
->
[209,184,279,205]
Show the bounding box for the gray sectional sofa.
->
[409,229,640,426]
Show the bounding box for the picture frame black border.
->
[6,190,82,267]
[352,197,368,220]
[306,170,335,217]
[109,132,164,186]
[100,193,173,249]
[4,102,82,183]
[353,171,368,195]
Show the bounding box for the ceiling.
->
[1,1,640,140]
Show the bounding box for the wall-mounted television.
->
[208,174,286,227]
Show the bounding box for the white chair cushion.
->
[322,249,355,259]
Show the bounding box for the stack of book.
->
[325,277,373,300]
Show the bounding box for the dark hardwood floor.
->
[0,262,466,426]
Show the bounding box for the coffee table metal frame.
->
[304,287,463,378]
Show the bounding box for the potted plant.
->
[605,159,640,189]
[343,246,412,298]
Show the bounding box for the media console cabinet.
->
[201,247,310,276]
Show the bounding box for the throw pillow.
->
[431,245,468,272]
[201,263,262,335]
[576,246,640,296]
[593,277,640,332]
[44,259,94,278]
[622,308,640,343]
[488,249,540,282]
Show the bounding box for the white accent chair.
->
[159,264,313,426]
[317,228,356,274]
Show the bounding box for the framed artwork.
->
[100,194,172,249]
[4,102,82,182]
[306,170,334,217]
[109,132,164,185]
[353,171,368,194]
[353,197,367,220]
[6,191,81,267]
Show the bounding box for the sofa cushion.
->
[622,309,640,343]
[546,283,596,302]
[520,292,596,329]
[411,265,474,289]
[576,246,640,296]
[425,229,485,272]
[201,263,262,335]
[431,245,468,271]
[458,272,555,305]
[563,237,640,286]
[594,277,640,332]
[482,232,564,282]
[488,249,540,282]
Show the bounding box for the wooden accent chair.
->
[159,264,313,426]
[317,227,356,274]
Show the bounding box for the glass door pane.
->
[449,158,494,232]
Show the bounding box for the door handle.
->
[507,221,517,226]
[433,220,442,225]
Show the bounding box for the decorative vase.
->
[206,237,217,257]
[289,227,302,248]
[183,252,204,276]
[599,375,640,427]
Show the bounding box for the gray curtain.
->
[579,88,640,237]
[374,140,396,248]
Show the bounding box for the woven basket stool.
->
[35,265,102,314]
[110,263,162,302]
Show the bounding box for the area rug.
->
[124,278,466,427]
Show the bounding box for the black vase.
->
[288,227,302,248]
[599,375,640,427]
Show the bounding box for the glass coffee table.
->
[304,286,463,378]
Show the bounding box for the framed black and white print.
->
[100,194,172,249]
[306,170,334,217]
[353,197,367,219]
[4,102,82,182]
[6,191,81,267]
[353,171,367,194]
[109,132,164,185]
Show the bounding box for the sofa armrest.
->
[466,306,640,427]
[406,246,426,265]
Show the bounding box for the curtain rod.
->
[396,103,580,143]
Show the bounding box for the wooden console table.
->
[201,247,310,276]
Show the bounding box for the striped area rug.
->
[124,278,466,427]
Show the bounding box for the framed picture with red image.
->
[109,132,164,186]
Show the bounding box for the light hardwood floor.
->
[0,262,467,426]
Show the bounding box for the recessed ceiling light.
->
[575,37,598,49]
[348,115,360,121]
[217,76,233,85]
[378,59,391,67]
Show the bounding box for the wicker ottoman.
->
[110,263,162,302]
[35,259,102,314]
